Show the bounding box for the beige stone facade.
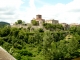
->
[31,15,59,25]
[45,19,59,24]
[36,15,42,20]
[69,23,79,27]
[60,23,70,30]
[31,14,45,26]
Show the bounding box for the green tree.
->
[43,23,55,30]
[17,20,23,24]
[76,26,80,35]
[0,37,4,45]
[69,26,77,34]
[31,20,39,26]
[43,31,54,60]
[1,26,10,37]
[56,24,64,30]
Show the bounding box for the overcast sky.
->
[0,0,80,24]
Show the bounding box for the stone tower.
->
[36,15,42,20]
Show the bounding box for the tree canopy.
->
[0,23,80,60]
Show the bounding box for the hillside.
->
[0,22,10,28]
[0,23,80,60]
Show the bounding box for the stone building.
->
[31,15,60,26]
[36,14,42,20]
[45,19,59,24]
[31,14,45,26]
[60,23,70,30]
[69,23,79,27]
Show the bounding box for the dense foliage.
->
[31,20,39,26]
[0,24,80,60]
[15,20,25,25]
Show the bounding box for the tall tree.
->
[31,20,39,26]
[43,31,54,60]
[17,20,23,24]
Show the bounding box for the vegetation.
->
[0,23,80,60]
[31,20,39,26]
[43,23,64,31]
[15,20,25,25]
[0,22,10,28]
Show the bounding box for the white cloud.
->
[0,0,23,23]
[33,0,80,24]
[0,0,23,8]
[19,0,80,24]
[0,0,80,24]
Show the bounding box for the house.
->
[69,23,79,27]
[31,14,45,26]
[60,23,70,30]
[45,19,59,24]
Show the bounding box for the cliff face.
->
[0,46,16,60]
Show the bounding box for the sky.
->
[0,0,80,24]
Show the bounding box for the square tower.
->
[36,14,42,20]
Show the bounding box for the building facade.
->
[31,14,45,26]
[45,19,59,24]
[60,23,70,30]
[69,23,79,27]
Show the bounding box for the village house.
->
[60,23,70,30]
[31,14,59,26]
[45,19,59,24]
[69,23,80,27]
[31,14,45,26]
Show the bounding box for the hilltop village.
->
[0,14,80,60]
[12,14,80,30]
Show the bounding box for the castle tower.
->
[36,14,42,19]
